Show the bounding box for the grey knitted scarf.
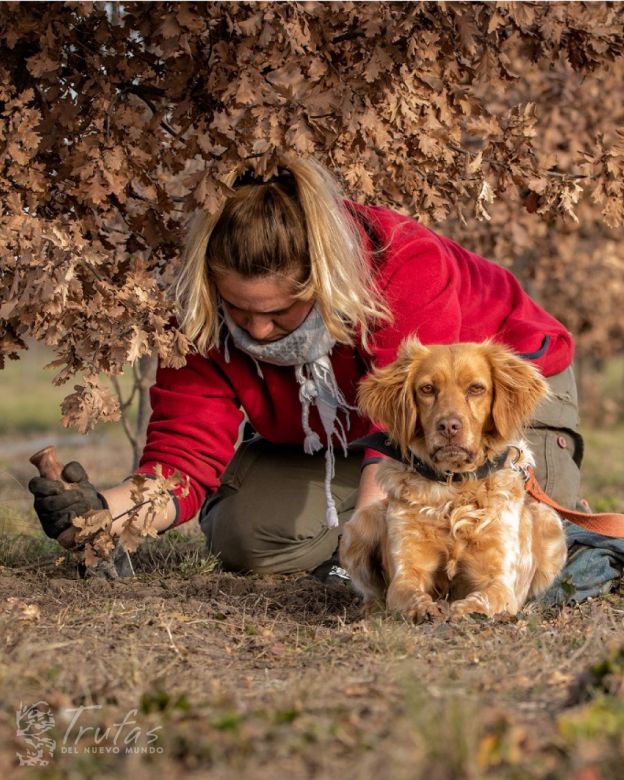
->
[222,302,353,528]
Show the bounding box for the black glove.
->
[28,461,108,541]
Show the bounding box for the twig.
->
[111,498,154,523]
[164,622,182,656]
[110,375,139,461]
[105,91,121,138]
[123,87,180,139]
[448,143,591,180]
[332,30,365,44]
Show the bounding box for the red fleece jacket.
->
[137,202,575,524]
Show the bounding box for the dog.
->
[340,338,567,622]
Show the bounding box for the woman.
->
[29,157,583,583]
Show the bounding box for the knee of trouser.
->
[199,491,342,575]
[200,496,261,573]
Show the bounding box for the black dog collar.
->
[349,432,511,484]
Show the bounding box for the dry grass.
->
[1,563,624,779]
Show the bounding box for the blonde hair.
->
[175,157,391,356]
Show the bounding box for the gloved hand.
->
[28,461,108,544]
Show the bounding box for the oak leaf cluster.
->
[1,2,623,431]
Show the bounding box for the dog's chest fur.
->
[379,457,532,597]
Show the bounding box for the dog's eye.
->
[468,383,486,395]
[419,384,435,395]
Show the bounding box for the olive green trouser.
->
[199,366,583,575]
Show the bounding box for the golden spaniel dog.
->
[340,339,567,622]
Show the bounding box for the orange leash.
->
[525,467,624,538]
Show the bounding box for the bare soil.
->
[1,554,624,779]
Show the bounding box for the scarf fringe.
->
[324,446,340,529]
[221,302,350,528]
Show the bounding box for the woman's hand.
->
[29,459,178,554]
[28,462,108,545]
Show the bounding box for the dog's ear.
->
[484,342,550,443]
[358,338,430,457]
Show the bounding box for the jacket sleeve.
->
[136,352,244,524]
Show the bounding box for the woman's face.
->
[214,270,314,343]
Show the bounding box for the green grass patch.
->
[0,532,61,568]
[559,696,624,742]
[0,525,214,575]
[131,530,217,577]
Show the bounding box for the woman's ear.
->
[485,342,550,443]
[358,338,429,458]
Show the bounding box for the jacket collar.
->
[350,432,511,484]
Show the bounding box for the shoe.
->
[324,564,352,586]
[310,551,351,586]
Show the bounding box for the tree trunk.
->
[133,353,158,470]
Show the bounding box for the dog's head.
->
[358,338,549,472]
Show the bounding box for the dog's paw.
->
[409,595,449,624]
[449,595,491,622]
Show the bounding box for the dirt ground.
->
[2,430,624,778]
[1,545,624,779]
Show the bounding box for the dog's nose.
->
[437,416,463,438]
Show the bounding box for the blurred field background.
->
[0,343,143,540]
